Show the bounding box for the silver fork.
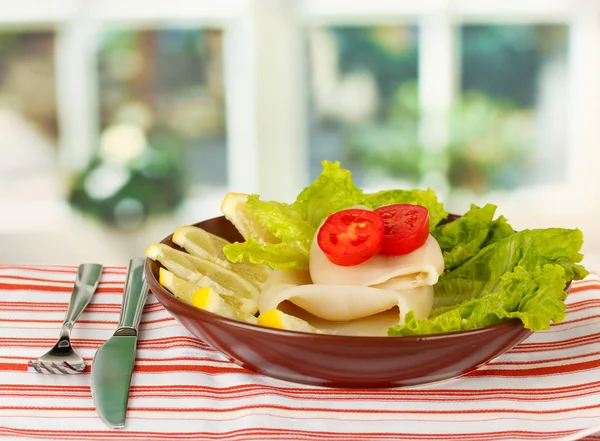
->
[28,263,103,374]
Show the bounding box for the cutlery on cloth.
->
[91,257,149,429]
[28,263,103,374]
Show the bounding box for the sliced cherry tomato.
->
[317,209,384,266]
[374,204,429,256]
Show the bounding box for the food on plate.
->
[258,269,434,333]
[374,204,430,256]
[309,233,444,287]
[262,303,405,336]
[258,308,321,333]
[171,225,271,286]
[147,160,588,337]
[146,242,260,314]
[159,267,257,324]
[317,208,384,266]
[220,192,280,244]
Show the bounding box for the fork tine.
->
[28,360,43,374]
[51,362,68,374]
[29,358,86,374]
[39,362,55,374]
[62,361,81,373]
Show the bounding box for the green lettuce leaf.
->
[293,161,368,228]
[433,227,587,309]
[482,215,515,247]
[223,160,368,270]
[222,238,308,271]
[432,204,497,270]
[365,188,447,230]
[389,264,569,336]
[245,195,315,255]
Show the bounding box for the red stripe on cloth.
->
[127,381,600,400]
[0,355,221,363]
[0,301,165,313]
[567,299,600,311]
[0,265,127,272]
[510,332,600,353]
[4,403,600,416]
[569,283,600,293]
[0,336,214,351]
[0,363,247,375]
[0,317,174,326]
[6,352,599,378]
[133,364,251,375]
[467,358,600,377]
[0,318,118,325]
[2,380,600,402]
[490,351,600,367]
[2,331,595,356]
[0,283,122,294]
[0,427,587,441]
[0,274,124,284]
[0,362,22,371]
[551,314,600,327]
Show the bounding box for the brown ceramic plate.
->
[145,215,557,388]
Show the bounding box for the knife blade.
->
[91,258,149,429]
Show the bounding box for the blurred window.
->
[307,23,569,197]
[67,28,227,229]
[98,28,227,189]
[0,32,58,187]
[308,26,420,188]
[452,24,569,194]
[0,32,63,231]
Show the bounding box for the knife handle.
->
[117,258,148,332]
[61,263,103,337]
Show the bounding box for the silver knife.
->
[91,258,149,429]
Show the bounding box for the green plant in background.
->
[67,28,226,229]
[325,24,566,194]
[333,27,419,108]
[345,80,534,192]
[68,125,186,229]
[447,91,533,192]
[345,81,422,182]
[322,27,422,182]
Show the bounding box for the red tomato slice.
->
[373,204,429,256]
[317,209,384,266]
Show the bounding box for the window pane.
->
[453,24,569,193]
[68,28,227,228]
[0,32,59,203]
[99,28,227,188]
[308,26,419,188]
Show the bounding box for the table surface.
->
[1,265,599,441]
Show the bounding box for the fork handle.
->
[60,263,103,338]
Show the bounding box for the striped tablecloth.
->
[1,265,600,441]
